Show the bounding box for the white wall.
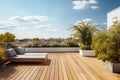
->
[107,7,120,30]
[25,47,79,53]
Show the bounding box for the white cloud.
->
[83,18,93,22]
[34,25,47,28]
[72,0,99,10]
[0,16,49,31]
[89,0,97,4]
[8,16,48,23]
[16,27,29,30]
[47,28,58,32]
[0,21,18,27]
[72,1,88,10]
[0,16,70,39]
[91,6,99,9]
[34,24,58,32]
[34,24,52,29]
[0,21,18,30]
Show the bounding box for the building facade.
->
[107,7,120,30]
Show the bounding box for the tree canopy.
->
[0,32,15,42]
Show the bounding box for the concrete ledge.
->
[25,47,79,53]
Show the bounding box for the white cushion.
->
[24,53,48,56]
[10,55,46,59]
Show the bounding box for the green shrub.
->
[49,42,60,47]
[6,43,17,48]
[92,22,120,62]
[66,40,79,47]
[32,42,40,47]
[59,43,68,47]
[0,47,7,65]
[23,43,32,47]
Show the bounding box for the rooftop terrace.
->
[0,53,120,80]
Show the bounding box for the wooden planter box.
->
[79,50,96,57]
[105,60,120,73]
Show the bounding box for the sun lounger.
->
[9,55,48,62]
[6,48,48,62]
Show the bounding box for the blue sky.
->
[0,0,120,39]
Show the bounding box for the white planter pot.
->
[105,60,120,73]
[79,50,96,57]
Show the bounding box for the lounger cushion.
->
[10,55,46,59]
[24,53,48,56]
[15,47,25,54]
[6,48,17,57]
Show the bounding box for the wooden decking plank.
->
[29,65,41,80]
[15,65,34,80]
[78,55,107,80]
[44,55,53,80]
[65,55,79,80]
[30,54,52,80]
[35,54,53,80]
[5,64,29,80]
[76,54,120,80]
[0,65,14,76]
[39,65,48,80]
[72,54,101,80]
[54,54,59,80]
[67,54,87,80]
[34,65,46,80]
[24,65,38,80]
[60,54,68,80]
[0,53,120,80]
[63,54,74,80]
[76,56,106,80]
[58,54,64,80]
[7,65,27,80]
[40,55,52,80]
[49,54,56,80]
[0,64,19,80]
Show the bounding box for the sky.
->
[0,0,120,39]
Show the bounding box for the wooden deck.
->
[0,53,120,80]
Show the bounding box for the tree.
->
[0,32,16,48]
[33,38,39,41]
[71,20,97,50]
[3,32,16,42]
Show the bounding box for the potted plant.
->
[71,20,97,56]
[92,22,120,73]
